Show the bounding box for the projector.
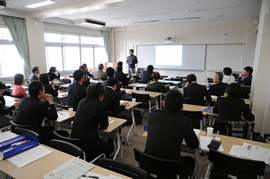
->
[0,0,6,9]
[163,36,176,44]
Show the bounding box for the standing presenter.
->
[126,49,138,74]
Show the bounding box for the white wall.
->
[114,18,257,84]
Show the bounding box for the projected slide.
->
[155,45,183,66]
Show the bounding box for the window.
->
[0,27,24,77]
[44,32,107,71]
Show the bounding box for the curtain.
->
[110,28,115,63]
[102,30,111,62]
[3,16,31,78]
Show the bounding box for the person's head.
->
[152,72,160,81]
[243,66,253,76]
[14,73,24,86]
[32,66,40,74]
[73,70,85,83]
[107,77,118,91]
[98,64,104,71]
[39,73,50,85]
[129,49,134,55]
[49,66,56,73]
[29,81,45,99]
[226,83,241,98]
[213,72,223,83]
[86,84,104,101]
[117,66,123,72]
[164,90,184,112]
[0,82,6,96]
[147,65,154,72]
[79,65,86,71]
[106,67,115,77]
[223,67,232,76]
[117,61,123,67]
[187,74,197,84]
[82,63,87,68]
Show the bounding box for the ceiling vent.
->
[74,19,106,27]
[0,0,6,10]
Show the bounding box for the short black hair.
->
[117,66,123,72]
[39,73,49,85]
[73,70,85,82]
[107,77,117,87]
[216,72,223,81]
[244,66,253,75]
[29,81,44,97]
[129,49,134,53]
[147,65,154,72]
[82,63,87,67]
[49,66,56,73]
[32,66,39,73]
[106,67,115,77]
[187,74,196,84]
[226,83,241,98]
[165,90,184,112]
[86,84,104,98]
[79,65,86,71]
[117,61,123,67]
[98,64,104,70]
[0,82,6,90]
[152,72,160,80]
[223,67,232,76]
[14,74,24,85]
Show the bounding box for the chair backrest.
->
[184,99,206,106]
[10,94,24,99]
[207,149,265,179]
[132,93,150,108]
[10,120,31,132]
[14,127,39,138]
[180,110,203,129]
[63,79,71,84]
[137,68,144,74]
[57,104,74,110]
[98,158,148,179]
[50,139,84,159]
[133,148,181,179]
[52,131,81,147]
[225,120,254,139]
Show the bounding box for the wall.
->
[114,18,257,84]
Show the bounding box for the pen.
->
[81,175,99,178]
[11,140,30,147]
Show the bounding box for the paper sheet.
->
[200,136,224,152]
[108,120,114,124]
[79,172,123,179]
[229,145,243,157]
[7,145,52,168]
[44,157,95,179]
[240,143,270,165]
[193,129,201,138]
[0,131,17,143]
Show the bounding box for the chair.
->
[63,79,71,84]
[14,127,39,138]
[224,120,255,139]
[52,131,81,147]
[132,93,156,112]
[50,139,85,160]
[57,103,74,110]
[133,148,182,179]
[137,68,144,75]
[203,149,265,179]
[10,120,31,132]
[98,158,148,179]
[10,94,24,99]
[180,110,203,130]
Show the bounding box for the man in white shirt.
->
[222,67,235,84]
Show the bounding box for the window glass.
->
[44,33,63,43]
[94,47,108,67]
[81,48,94,68]
[45,46,63,71]
[63,34,79,44]
[63,47,80,70]
[0,28,12,41]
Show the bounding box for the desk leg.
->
[193,149,199,179]
[127,108,137,145]
[160,95,162,110]
[155,97,159,110]
[113,130,121,160]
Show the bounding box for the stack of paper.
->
[80,172,123,179]
[200,136,224,151]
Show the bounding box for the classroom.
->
[0,0,270,178]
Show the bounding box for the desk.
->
[0,132,131,179]
[158,79,181,85]
[3,96,20,108]
[210,95,250,105]
[57,92,68,99]
[128,83,148,88]
[56,110,76,123]
[60,83,71,89]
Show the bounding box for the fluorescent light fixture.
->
[171,17,201,21]
[26,0,55,9]
[74,19,106,27]
[138,12,170,17]
[134,20,159,24]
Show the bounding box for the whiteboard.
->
[206,45,245,72]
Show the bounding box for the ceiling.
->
[3,0,262,28]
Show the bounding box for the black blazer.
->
[213,96,254,122]
[48,72,60,81]
[102,78,125,96]
[145,109,199,162]
[237,75,252,86]
[208,82,228,96]
[115,71,129,83]
[141,70,153,83]
[103,87,125,117]
[0,96,15,115]
[67,83,86,110]
[44,84,58,97]
[184,83,212,105]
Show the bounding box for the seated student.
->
[141,65,154,83]
[208,72,228,96]
[0,82,19,127]
[93,63,107,80]
[147,72,170,93]
[12,73,28,98]
[213,83,255,134]
[68,70,86,110]
[79,65,90,87]
[71,84,114,162]
[184,74,211,106]
[115,61,123,73]
[237,66,253,86]
[82,63,93,77]
[145,90,199,178]
[15,81,59,145]
[115,66,130,86]
[48,66,60,81]
[29,66,40,84]
[103,77,127,117]
[222,67,235,84]
[39,73,58,97]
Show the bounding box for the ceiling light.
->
[26,0,55,9]
[171,17,201,21]
[138,12,170,17]
[134,20,159,24]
